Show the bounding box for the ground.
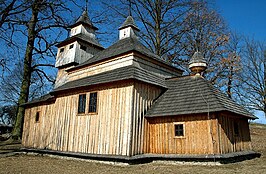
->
[0,123,265,174]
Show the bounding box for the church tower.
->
[118,16,140,40]
[55,9,104,88]
[55,10,103,68]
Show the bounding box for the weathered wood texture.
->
[130,82,162,156]
[146,114,219,155]
[146,113,252,155]
[68,54,181,84]
[22,80,163,157]
[217,113,252,154]
[69,54,134,82]
[22,82,134,156]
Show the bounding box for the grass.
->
[0,124,265,174]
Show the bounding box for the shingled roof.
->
[71,37,180,72]
[119,16,140,31]
[69,10,98,30]
[22,93,55,107]
[145,75,256,119]
[53,65,166,93]
[56,33,104,49]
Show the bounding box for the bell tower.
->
[118,16,140,40]
[54,8,104,88]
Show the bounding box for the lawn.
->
[0,124,265,174]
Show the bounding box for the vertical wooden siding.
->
[146,114,219,155]
[22,82,134,156]
[130,82,162,156]
[217,113,252,154]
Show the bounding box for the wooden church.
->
[22,10,258,163]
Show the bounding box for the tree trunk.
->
[155,0,162,57]
[227,66,233,99]
[263,50,266,119]
[12,1,39,140]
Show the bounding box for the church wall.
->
[146,114,219,155]
[217,112,252,154]
[130,81,163,156]
[75,41,102,65]
[55,41,78,68]
[22,81,135,156]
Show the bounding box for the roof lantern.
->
[188,51,207,75]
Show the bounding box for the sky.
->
[215,0,266,42]
[215,0,266,124]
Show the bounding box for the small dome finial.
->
[189,51,207,75]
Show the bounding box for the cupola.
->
[55,10,103,69]
[119,16,140,40]
[189,51,207,75]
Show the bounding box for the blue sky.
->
[215,0,266,42]
[215,0,266,124]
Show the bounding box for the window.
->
[89,92,97,113]
[80,45,87,51]
[78,94,86,114]
[60,48,64,53]
[174,124,184,137]
[234,121,239,136]
[69,44,74,49]
[35,112,40,123]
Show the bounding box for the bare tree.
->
[177,1,229,79]
[219,33,242,99]
[132,0,191,59]
[11,0,71,140]
[102,0,191,59]
[236,38,266,118]
[0,105,16,126]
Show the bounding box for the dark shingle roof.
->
[145,75,256,119]
[69,10,98,30]
[119,16,140,31]
[53,66,166,93]
[72,37,180,72]
[23,94,55,107]
[56,33,104,49]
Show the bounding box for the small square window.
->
[234,121,239,136]
[69,44,74,49]
[174,124,184,137]
[89,92,97,113]
[35,112,40,123]
[60,48,64,53]
[80,45,87,51]
[78,94,86,114]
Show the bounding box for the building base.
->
[19,148,261,165]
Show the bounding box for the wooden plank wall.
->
[130,82,162,156]
[217,113,252,154]
[146,114,219,155]
[22,82,134,156]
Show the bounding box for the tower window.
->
[80,45,87,51]
[69,44,74,49]
[35,112,40,123]
[89,92,97,113]
[60,48,64,53]
[78,94,86,114]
